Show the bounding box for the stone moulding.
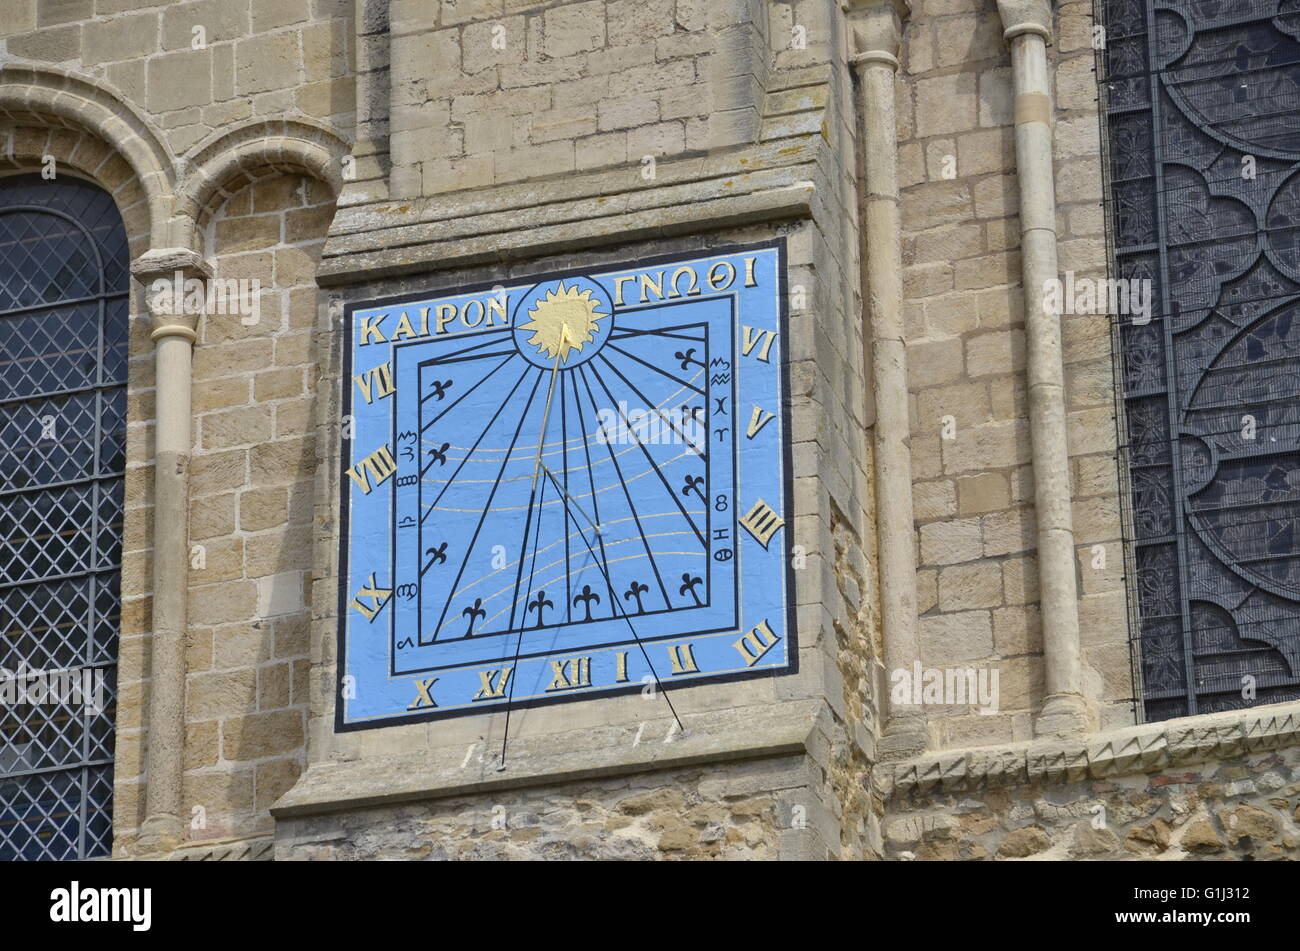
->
[315,135,824,284]
[876,702,1300,801]
[167,838,274,862]
[272,700,828,820]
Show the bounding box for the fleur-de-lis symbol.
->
[462,598,486,636]
[428,441,450,466]
[681,474,705,500]
[528,589,554,627]
[429,379,454,401]
[679,573,703,606]
[425,541,447,566]
[624,580,649,614]
[573,584,601,621]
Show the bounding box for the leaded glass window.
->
[0,174,127,858]
[1097,0,1300,719]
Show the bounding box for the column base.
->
[878,714,929,761]
[1034,692,1095,739]
[136,813,184,854]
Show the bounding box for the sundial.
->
[337,241,796,728]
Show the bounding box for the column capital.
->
[996,0,1053,42]
[132,247,211,344]
[846,0,910,72]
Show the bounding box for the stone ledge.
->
[271,699,828,820]
[119,835,274,861]
[168,837,275,861]
[316,135,823,285]
[876,701,1300,801]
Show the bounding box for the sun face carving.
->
[518,280,608,364]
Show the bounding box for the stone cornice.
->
[317,135,823,286]
[273,700,828,820]
[875,701,1300,801]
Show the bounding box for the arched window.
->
[0,174,127,859]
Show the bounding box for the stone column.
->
[850,0,926,759]
[995,0,1093,737]
[131,247,207,852]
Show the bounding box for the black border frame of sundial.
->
[334,237,798,732]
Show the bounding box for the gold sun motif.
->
[519,281,608,364]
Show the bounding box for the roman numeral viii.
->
[348,444,397,494]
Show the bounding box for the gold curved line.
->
[421,449,698,511]
[421,431,700,484]
[428,511,705,603]
[420,365,704,456]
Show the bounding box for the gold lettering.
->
[547,656,592,691]
[615,651,628,683]
[408,677,438,710]
[434,304,458,334]
[669,266,700,298]
[353,362,396,404]
[741,325,778,362]
[350,572,391,621]
[707,261,736,291]
[462,298,486,328]
[391,311,417,340]
[487,295,507,326]
[738,498,785,548]
[667,643,699,675]
[734,618,781,667]
[613,275,635,306]
[639,271,663,303]
[472,667,512,701]
[347,444,398,495]
[744,256,758,287]
[746,404,775,439]
[358,314,387,345]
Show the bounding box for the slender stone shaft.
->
[996,0,1094,737]
[850,0,926,758]
[133,249,205,852]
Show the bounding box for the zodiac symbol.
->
[679,573,704,607]
[675,348,704,370]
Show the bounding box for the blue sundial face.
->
[337,241,796,728]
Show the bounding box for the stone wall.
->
[0,0,355,155]
[879,704,1300,860]
[284,0,885,860]
[277,753,821,860]
[7,0,1289,864]
[2,1,352,855]
[895,0,1129,748]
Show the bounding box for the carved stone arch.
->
[0,124,155,260]
[175,118,350,252]
[0,66,176,249]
